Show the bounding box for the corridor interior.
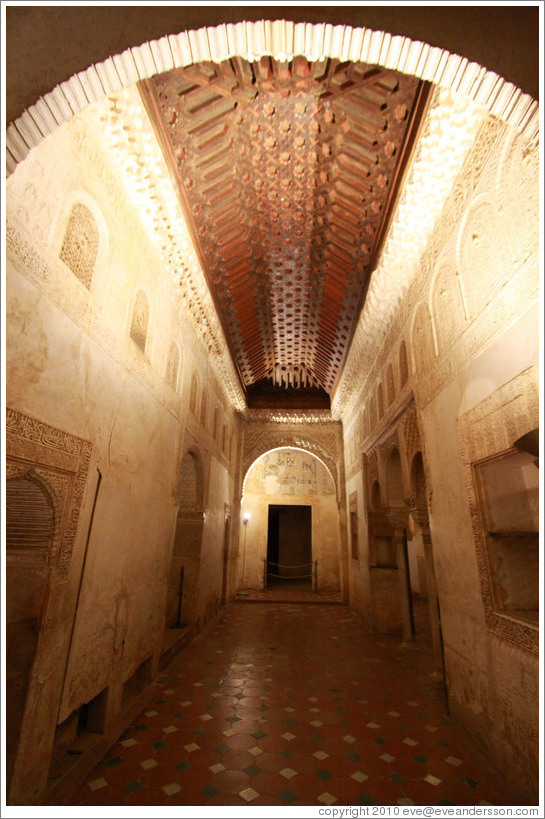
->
[48,598,524,809]
[5,6,540,812]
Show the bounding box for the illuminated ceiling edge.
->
[7,20,538,175]
[332,86,488,418]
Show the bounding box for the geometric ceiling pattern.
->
[143,57,430,408]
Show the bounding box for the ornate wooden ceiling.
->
[142,57,430,409]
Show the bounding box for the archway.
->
[240,447,340,593]
[6,15,537,178]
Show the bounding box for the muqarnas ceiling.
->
[142,56,430,408]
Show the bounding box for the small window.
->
[60,203,99,290]
[130,291,149,353]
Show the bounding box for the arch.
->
[386,363,395,407]
[179,449,203,512]
[189,371,199,416]
[242,445,336,500]
[371,479,382,510]
[241,446,341,592]
[430,257,466,353]
[199,390,208,427]
[362,407,368,441]
[6,18,538,178]
[377,382,385,419]
[386,447,404,505]
[410,301,436,377]
[369,394,377,431]
[411,451,428,506]
[129,289,150,353]
[166,341,180,392]
[398,338,409,387]
[456,192,511,319]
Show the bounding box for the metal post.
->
[176,566,184,627]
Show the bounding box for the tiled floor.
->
[61,601,526,808]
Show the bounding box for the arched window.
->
[130,290,149,353]
[59,202,99,290]
[166,342,180,392]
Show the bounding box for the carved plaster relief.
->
[457,193,511,319]
[457,368,539,654]
[430,256,466,353]
[495,126,539,267]
[242,420,342,501]
[6,408,93,585]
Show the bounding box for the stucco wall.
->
[5,109,240,802]
[240,448,341,591]
[340,112,539,802]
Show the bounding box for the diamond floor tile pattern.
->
[59,602,526,807]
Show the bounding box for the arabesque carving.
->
[457,368,539,654]
[6,408,93,584]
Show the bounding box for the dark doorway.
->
[267,505,312,589]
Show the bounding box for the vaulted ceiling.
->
[141,57,430,408]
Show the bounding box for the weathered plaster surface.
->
[340,112,539,801]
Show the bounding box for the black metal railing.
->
[264,559,318,592]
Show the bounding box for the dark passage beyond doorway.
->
[267,504,312,588]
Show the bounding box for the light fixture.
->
[237,512,251,597]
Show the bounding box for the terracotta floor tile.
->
[212,768,252,794]
[56,601,526,808]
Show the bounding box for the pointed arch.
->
[166,341,181,392]
[130,289,150,353]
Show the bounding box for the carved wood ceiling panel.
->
[142,57,429,408]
